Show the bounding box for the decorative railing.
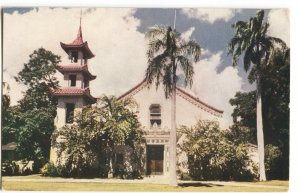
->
[143,127,170,136]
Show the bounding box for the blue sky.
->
[2,7,289,127]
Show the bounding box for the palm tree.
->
[145,25,201,186]
[228,10,287,181]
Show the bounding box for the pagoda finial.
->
[71,11,84,45]
[80,9,82,28]
[77,10,83,40]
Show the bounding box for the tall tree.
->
[229,48,289,180]
[2,82,18,145]
[145,25,201,185]
[14,48,61,171]
[228,10,287,181]
[259,48,289,179]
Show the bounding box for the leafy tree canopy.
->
[16,48,60,112]
[52,95,145,178]
[16,48,60,89]
[2,82,19,145]
[229,48,289,146]
[3,48,61,172]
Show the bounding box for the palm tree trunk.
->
[169,65,177,186]
[256,70,267,181]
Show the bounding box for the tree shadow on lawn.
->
[178,182,224,187]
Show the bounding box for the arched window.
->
[150,104,161,129]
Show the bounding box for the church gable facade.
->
[118,80,223,131]
[116,80,223,176]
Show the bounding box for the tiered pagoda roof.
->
[53,18,97,105]
[60,21,95,59]
[52,87,97,103]
[57,64,96,80]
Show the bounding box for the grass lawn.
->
[242,180,289,186]
[2,181,288,192]
[2,174,65,179]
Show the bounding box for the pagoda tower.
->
[52,18,97,129]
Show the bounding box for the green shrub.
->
[179,120,256,181]
[40,162,63,177]
[22,167,33,175]
[180,172,193,181]
[1,161,19,176]
[265,144,283,179]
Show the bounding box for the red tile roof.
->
[60,24,95,59]
[56,65,96,80]
[52,88,87,95]
[117,80,146,100]
[52,87,97,103]
[60,42,95,59]
[57,65,86,71]
[71,24,84,45]
[176,87,224,115]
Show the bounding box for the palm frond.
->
[259,38,275,65]
[228,36,242,55]
[233,21,247,33]
[145,25,168,40]
[147,39,165,59]
[178,40,201,62]
[248,66,257,84]
[145,52,168,89]
[177,55,194,87]
[260,23,269,36]
[243,47,253,72]
[269,37,287,49]
[145,25,201,96]
[232,45,242,67]
[256,10,265,29]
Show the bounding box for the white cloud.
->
[181,8,235,24]
[267,9,290,46]
[191,51,244,128]
[177,29,243,128]
[3,8,148,105]
[2,71,27,104]
[180,27,195,42]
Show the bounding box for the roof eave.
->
[117,79,223,117]
[60,42,95,59]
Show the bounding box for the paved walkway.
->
[3,176,288,190]
[191,181,288,190]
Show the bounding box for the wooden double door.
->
[146,145,164,175]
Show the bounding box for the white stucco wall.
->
[128,84,221,130]
[55,97,85,129]
[60,73,84,88]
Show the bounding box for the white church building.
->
[51,20,223,177]
[115,80,223,175]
